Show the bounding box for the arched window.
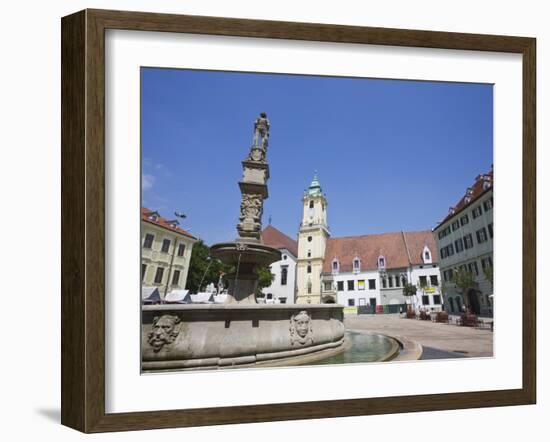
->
[378,255,386,270]
[353,257,360,272]
[309,200,314,209]
[422,246,432,264]
[332,259,339,273]
[281,267,288,285]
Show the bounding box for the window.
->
[337,281,344,291]
[283,254,287,260]
[378,256,385,269]
[419,276,428,288]
[472,205,483,218]
[358,280,365,290]
[143,233,154,249]
[267,293,273,299]
[172,270,181,285]
[307,264,312,274]
[353,258,360,271]
[468,261,479,276]
[448,244,455,256]
[455,237,464,253]
[307,236,312,242]
[433,295,441,305]
[476,227,488,243]
[177,243,186,257]
[141,264,147,281]
[401,275,407,286]
[388,276,393,288]
[332,259,338,272]
[483,197,493,211]
[424,251,431,260]
[440,247,446,259]
[464,234,474,249]
[488,223,493,238]
[460,214,469,226]
[368,279,376,290]
[281,267,288,285]
[307,250,311,257]
[382,277,387,289]
[307,281,312,294]
[161,238,171,253]
[452,220,460,231]
[309,200,314,209]
[324,282,332,291]
[443,269,454,282]
[395,275,400,287]
[438,225,452,239]
[430,275,439,286]
[422,295,430,305]
[348,299,355,307]
[481,256,493,270]
[347,280,355,291]
[154,267,164,284]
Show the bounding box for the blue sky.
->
[141,68,492,245]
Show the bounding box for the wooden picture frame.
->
[61,9,536,433]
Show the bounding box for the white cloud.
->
[142,174,155,191]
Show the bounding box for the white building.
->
[294,174,443,311]
[434,169,494,317]
[321,231,443,312]
[260,225,298,304]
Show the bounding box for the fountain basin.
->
[142,304,345,372]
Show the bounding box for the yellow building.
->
[295,174,330,304]
[141,208,197,298]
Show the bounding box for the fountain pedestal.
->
[210,242,281,304]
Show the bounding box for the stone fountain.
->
[142,113,346,372]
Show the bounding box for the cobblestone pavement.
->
[345,314,493,358]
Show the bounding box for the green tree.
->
[483,265,494,288]
[256,266,275,292]
[402,282,417,312]
[186,240,231,293]
[451,267,477,294]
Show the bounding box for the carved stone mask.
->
[148,315,181,352]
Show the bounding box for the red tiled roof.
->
[141,208,197,240]
[322,230,437,273]
[261,225,298,257]
[436,168,493,228]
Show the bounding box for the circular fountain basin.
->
[142,304,346,372]
[210,242,281,267]
[307,331,401,365]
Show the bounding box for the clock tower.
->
[296,173,330,304]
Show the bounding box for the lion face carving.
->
[290,311,313,345]
[148,314,181,352]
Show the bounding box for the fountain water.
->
[142,113,346,372]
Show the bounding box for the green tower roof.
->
[306,172,323,197]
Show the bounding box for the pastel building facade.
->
[433,170,494,317]
[141,208,197,298]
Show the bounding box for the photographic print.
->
[140,68,494,372]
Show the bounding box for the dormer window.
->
[422,246,432,264]
[353,257,360,272]
[378,255,386,270]
[332,259,339,273]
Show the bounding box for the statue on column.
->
[252,112,270,148]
